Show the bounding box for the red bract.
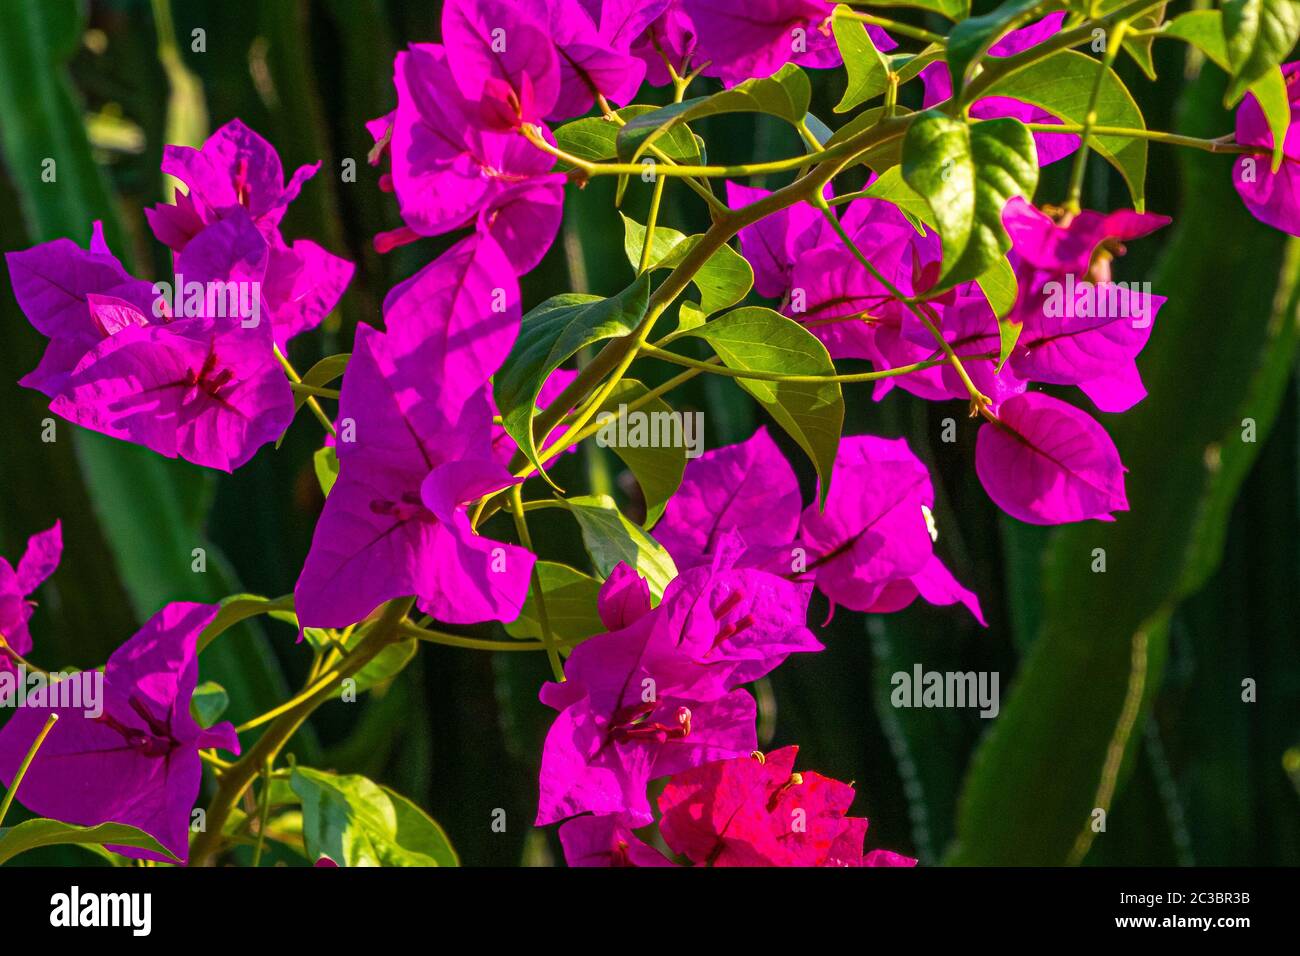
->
[657,747,915,867]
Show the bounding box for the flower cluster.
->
[7,121,353,471]
[292,239,536,630]
[657,427,983,621]
[562,746,914,867]
[535,421,964,863]
[3,0,1300,870]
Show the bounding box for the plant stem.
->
[1065,18,1129,212]
[833,8,947,46]
[636,77,688,275]
[395,620,582,652]
[250,759,273,868]
[0,713,57,828]
[639,173,669,274]
[468,117,912,523]
[0,635,47,676]
[275,346,336,436]
[189,598,413,866]
[816,201,994,416]
[509,484,564,681]
[523,117,906,181]
[1019,122,1259,154]
[641,343,981,382]
[595,90,728,217]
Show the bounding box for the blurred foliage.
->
[0,0,1294,866]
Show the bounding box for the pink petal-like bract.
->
[975,391,1129,524]
[0,521,62,673]
[1234,62,1300,235]
[655,426,802,570]
[441,0,561,129]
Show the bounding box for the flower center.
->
[98,697,178,758]
[234,157,252,208]
[369,491,427,523]
[609,702,692,743]
[182,348,236,399]
[709,589,755,650]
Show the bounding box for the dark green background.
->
[0,0,1295,865]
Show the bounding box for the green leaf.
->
[0,819,174,865]
[294,353,349,412]
[946,0,1045,93]
[980,49,1148,210]
[1123,3,1167,80]
[902,112,1039,288]
[198,593,295,654]
[592,379,688,527]
[562,494,678,598]
[291,768,458,867]
[620,214,753,320]
[348,640,418,697]
[832,7,891,113]
[1222,0,1300,105]
[864,165,936,232]
[680,307,844,502]
[975,254,1019,320]
[1163,9,1230,66]
[494,275,652,484]
[1245,66,1292,172]
[895,44,949,84]
[313,445,340,497]
[616,63,811,162]
[191,681,230,729]
[504,561,605,643]
[1164,10,1289,168]
[973,255,1022,368]
[555,105,701,163]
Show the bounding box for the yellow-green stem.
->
[0,713,58,828]
[510,484,564,681]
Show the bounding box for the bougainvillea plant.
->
[1,0,1297,867]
